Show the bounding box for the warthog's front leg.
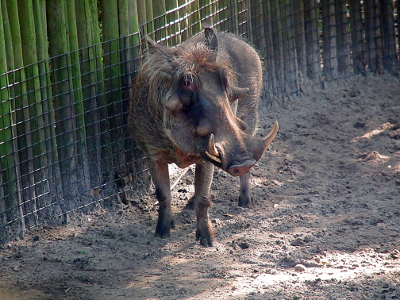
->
[238,173,254,208]
[193,161,215,247]
[149,160,174,238]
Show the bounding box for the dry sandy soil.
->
[0,74,399,300]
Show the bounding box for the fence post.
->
[364,0,383,74]
[334,0,351,75]
[7,0,32,236]
[379,0,397,75]
[18,0,53,227]
[32,0,65,223]
[166,0,180,45]
[67,1,93,207]
[348,0,366,75]
[75,0,104,198]
[100,0,127,205]
[249,0,266,57]
[303,0,320,81]
[262,0,278,97]
[292,0,306,80]
[153,0,167,42]
[0,0,24,242]
[189,0,201,36]
[47,0,81,212]
[321,0,338,79]
[282,0,300,94]
[145,1,155,39]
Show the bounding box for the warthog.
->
[128,27,278,246]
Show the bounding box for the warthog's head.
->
[144,29,278,176]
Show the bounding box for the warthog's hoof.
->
[196,221,215,247]
[196,230,215,247]
[238,196,255,208]
[185,197,195,209]
[155,218,175,239]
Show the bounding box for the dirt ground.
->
[1,74,399,300]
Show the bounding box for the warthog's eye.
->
[178,75,198,109]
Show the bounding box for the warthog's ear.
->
[204,27,218,52]
[145,36,173,57]
[235,117,248,131]
[230,86,249,101]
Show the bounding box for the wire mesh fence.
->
[0,35,149,242]
[1,0,399,243]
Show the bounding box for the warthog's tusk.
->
[263,121,279,148]
[205,150,222,164]
[208,134,219,157]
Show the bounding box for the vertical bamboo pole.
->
[32,0,64,221]
[118,0,139,77]
[2,0,14,72]
[364,0,382,73]
[117,0,131,110]
[231,0,239,34]
[75,0,103,197]
[348,0,365,75]
[138,0,151,64]
[137,0,147,33]
[189,0,201,36]
[90,0,114,205]
[0,0,22,242]
[0,0,8,234]
[6,0,29,234]
[321,0,337,79]
[244,0,253,41]
[145,1,155,39]
[236,0,249,38]
[178,0,190,41]
[118,0,130,38]
[280,0,299,94]
[166,0,180,45]
[269,0,285,94]
[1,0,22,239]
[292,0,306,79]
[379,0,397,74]
[262,0,278,97]
[217,0,229,32]
[397,0,400,69]
[47,0,79,208]
[124,0,142,188]
[200,0,213,26]
[153,0,167,42]
[128,0,140,49]
[249,0,266,56]
[18,0,49,227]
[66,0,92,206]
[100,0,126,182]
[303,0,320,81]
[334,0,351,75]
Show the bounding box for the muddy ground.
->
[1,74,399,300]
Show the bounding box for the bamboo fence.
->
[0,0,399,243]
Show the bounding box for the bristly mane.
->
[176,42,235,85]
[141,42,236,109]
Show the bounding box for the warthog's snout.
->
[204,121,279,176]
[228,159,256,176]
